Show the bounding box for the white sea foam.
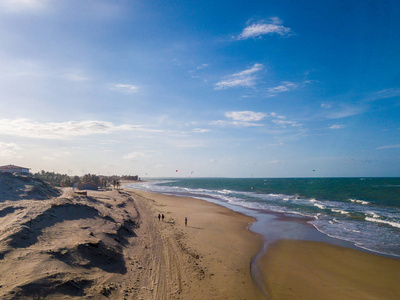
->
[365,217,400,229]
[367,212,380,219]
[314,203,325,210]
[332,209,349,214]
[350,199,370,205]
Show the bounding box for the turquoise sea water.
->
[126,178,400,258]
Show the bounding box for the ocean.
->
[125,177,400,258]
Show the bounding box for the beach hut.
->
[0,164,30,174]
[77,183,99,191]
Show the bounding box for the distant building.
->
[0,164,30,174]
[77,183,99,191]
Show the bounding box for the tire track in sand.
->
[130,192,185,299]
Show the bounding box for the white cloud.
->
[0,0,47,12]
[43,151,71,161]
[326,105,366,119]
[210,111,267,127]
[215,64,263,89]
[211,111,302,128]
[64,70,89,82]
[110,84,139,94]
[321,103,332,109]
[210,120,263,127]
[268,142,285,147]
[196,64,209,70]
[272,119,302,128]
[367,88,400,102]
[175,143,204,148]
[377,144,400,150]
[123,151,156,160]
[329,124,346,129]
[237,17,292,40]
[266,112,302,128]
[267,82,298,94]
[0,142,21,156]
[225,111,266,122]
[0,119,162,139]
[266,80,314,96]
[192,128,211,133]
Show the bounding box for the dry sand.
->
[0,185,264,299]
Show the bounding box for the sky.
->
[0,0,399,178]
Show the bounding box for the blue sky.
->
[0,0,399,177]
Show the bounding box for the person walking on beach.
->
[158,213,161,221]
[185,217,187,226]
[162,214,165,221]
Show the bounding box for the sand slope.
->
[0,173,61,201]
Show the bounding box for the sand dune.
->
[0,189,142,299]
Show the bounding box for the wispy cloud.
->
[268,82,297,93]
[272,119,302,128]
[366,88,400,102]
[0,142,21,156]
[215,64,263,89]
[110,84,139,94]
[123,151,158,160]
[266,81,299,96]
[210,120,264,127]
[43,151,71,161]
[237,17,292,40]
[329,124,346,129]
[63,70,89,82]
[0,119,162,139]
[0,0,47,13]
[189,64,209,78]
[225,111,266,122]
[211,111,302,128]
[325,105,366,119]
[321,103,332,109]
[268,160,284,165]
[196,64,209,70]
[377,144,400,150]
[211,110,266,127]
[192,128,211,133]
[266,80,315,97]
[268,112,302,128]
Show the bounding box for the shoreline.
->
[124,181,400,259]
[125,186,400,299]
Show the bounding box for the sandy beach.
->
[1,180,400,299]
